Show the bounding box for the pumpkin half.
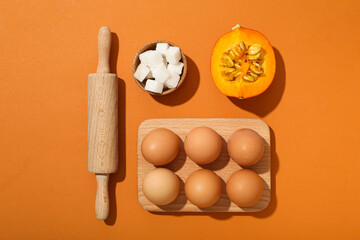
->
[211,25,276,99]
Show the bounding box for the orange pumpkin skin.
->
[211,26,276,99]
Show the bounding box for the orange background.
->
[1,0,360,239]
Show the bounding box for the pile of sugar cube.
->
[134,43,184,94]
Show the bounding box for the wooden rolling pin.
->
[88,26,118,220]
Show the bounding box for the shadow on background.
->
[152,55,200,106]
[228,47,286,117]
[152,127,279,220]
[105,33,126,225]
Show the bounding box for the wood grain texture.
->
[88,73,118,173]
[137,118,271,212]
[96,26,111,73]
[95,174,110,220]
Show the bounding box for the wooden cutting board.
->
[137,118,271,212]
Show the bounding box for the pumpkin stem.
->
[232,24,242,30]
[239,96,244,99]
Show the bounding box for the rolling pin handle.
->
[96,26,111,73]
[95,174,110,220]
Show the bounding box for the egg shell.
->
[184,127,222,164]
[141,128,180,165]
[227,128,264,166]
[226,169,263,207]
[185,169,222,208]
[142,168,180,205]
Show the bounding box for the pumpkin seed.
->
[224,68,235,73]
[228,50,235,60]
[253,62,261,68]
[232,50,239,58]
[240,41,247,51]
[247,52,260,60]
[233,71,242,78]
[235,45,242,54]
[248,44,261,55]
[234,63,241,69]
[223,55,234,67]
[243,75,255,82]
[249,72,258,78]
[250,64,263,74]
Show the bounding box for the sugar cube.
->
[145,79,163,94]
[165,46,181,64]
[156,43,169,56]
[152,63,170,84]
[151,62,166,72]
[139,50,163,68]
[133,63,150,82]
[167,62,184,75]
[164,71,180,89]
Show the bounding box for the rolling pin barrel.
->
[88,26,118,220]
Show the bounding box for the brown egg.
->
[141,128,180,165]
[142,168,180,205]
[226,169,263,207]
[184,127,222,164]
[227,128,264,166]
[185,169,222,208]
